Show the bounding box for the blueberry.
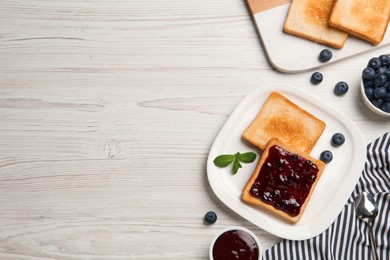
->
[372,98,384,108]
[374,73,388,87]
[384,81,390,91]
[311,72,323,84]
[374,87,387,98]
[376,67,387,75]
[386,69,390,79]
[362,67,376,80]
[331,133,345,147]
[363,79,375,88]
[379,55,390,67]
[334,81,349,95]
[204,211,217,224]
[319,49,333,62]
[382,102,390,113]
[320,150,333,163]
[384,93,390,102]
[368,57,381,69]
[365,87,374,100]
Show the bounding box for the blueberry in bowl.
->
[362,67,375,80]
[361,54,390,117]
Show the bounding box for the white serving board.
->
[247,0,390,73]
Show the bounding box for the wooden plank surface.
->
[0,0,389,259]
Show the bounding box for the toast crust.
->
[283,0,348,49]
[329,0,390,46]
[242,92,326,155]
[241,139,325,223]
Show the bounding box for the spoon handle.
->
[368,224,379,260]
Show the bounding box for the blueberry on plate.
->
[382,102,390,113]
[204,211,217,224]
[319,49,332,62]
[311,72,323,84]
[374,87,387,99]
[334,81,349,96]
[331,133,345,147]
[320,150,333,163]
[368,57,381,69]
[362,67,376,80]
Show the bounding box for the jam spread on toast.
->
[249,145,319,217]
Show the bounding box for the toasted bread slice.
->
[283,0,348,49]
[329,0,390,46]
[242,92,325,155]
[242,139,325,223]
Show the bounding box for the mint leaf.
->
[232,159,242,174]
[213,151,256,174]
[236,152,256,163]
[213,154,235,167]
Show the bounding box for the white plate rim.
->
[207,84,366,240]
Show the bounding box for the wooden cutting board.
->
[247,0,390,73]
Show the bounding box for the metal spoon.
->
[355,191,379,260]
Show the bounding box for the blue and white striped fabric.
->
[263,132,390,260]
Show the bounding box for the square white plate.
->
[207,84,366,240]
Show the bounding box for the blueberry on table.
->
[362,67,376,80]
[374,87,387,99]
[368,57,381,69]
[331,133,345,147]
[320,150,333,163]
[319,49,332,62]
[204,211,217,224]
[311,72,323,85]
[334,81,349,95]
[382,102,390,113]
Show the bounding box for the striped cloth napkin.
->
[263,132,390,260]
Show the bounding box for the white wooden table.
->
[0,1,389,259]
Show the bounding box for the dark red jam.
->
[249,145,319,217]
[212,229,259,260]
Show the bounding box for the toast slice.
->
[242,139,325,223]
[242,92,325,155]
[329,0,390,46]
[283,0,348,49]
